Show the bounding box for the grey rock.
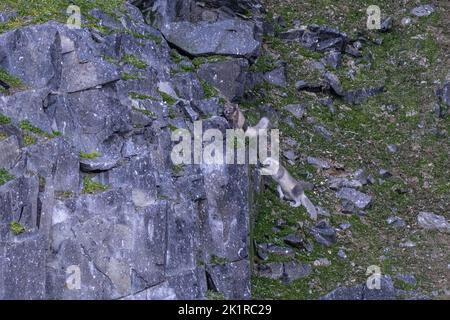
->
[387,144,398,153]
[0,3,255,300]
[339,222,352,230]
[313,258,331,267]
[0,10,17,23]
[417,212,450,233]
[314,125,333,141]
[321,276,397,300]
[322,50,342,69]
[379,169,392,178]
[341,199,358,215]
[279,28,305,41]
[0,235,47,299]
[266,244,295,257]
[336,187,372,209]
[198,58,249,101]
[295,80,325,92]
[328,177,363,190]
[307,156,331,170]
[161,19,260,59]
[411,5,435,17]
[284,104,306,119]
[80,156,120,172]
[256,263,284,280]
[320,285,364,300]
[191,98,222,118]
[206,260,251,299]
[283,150,298,162]
[345,87,385,105]
[0,135,19,170]
[380,17,394,32]
[401,17,413,27]
[317,206,331,217]
[283,234,305,249]
[337,249,347,259]
[324,72,344,96]
[282,261,312,283]
[395,274,417,286]
[309,220,336,247]
[0,22,62,89]
[264,65,286,87]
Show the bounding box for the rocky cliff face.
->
[0,1,264,299]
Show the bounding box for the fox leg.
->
[277,185,285,200]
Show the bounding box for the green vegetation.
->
[19,120,59,139]
[172,164,184,176]
[170,50,184,64]
[206,290,226,300]
[23,134,37,146]
[10,221,25,235]
[158,90,177,105]
[0,68,23,92]
[122,54,148,70]
[0,168,14,186]
[121,72,145,81]
[0,113,11,125]
[192,55,229,69]
[132,107,156,119]
[250,55,276,73]
[55,191,76,199]
[79,151,100,159]
[82,176,109,194]
[129,92,156,101]
[210,255,228,266]
[0,0,126,33]
[200,79,218,99]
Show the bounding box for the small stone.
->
[324,72,344,96]
[337,249,347,259]
[339,222,351,231]
[411,5,434,17]
[283,234,305,249]
[309,221,337,247]
[282,261,312,283]
[401,17,413,27]
[341,199,358,214]
[322,50,342,69]
[417,212,450,233]
[336,188,372,210]
[387,216,406,229]
[256,263,284,279]
[283,150,298,162]
[314,125,333,141]
[313,258,331,267]
[284,104,306,119]
[307,156,331,170]
[380,17,393,32]
[379,169,392,178]
[400,240,416,248]
[387,144,398,153]
[395,273,417,286]
[317,206,331,217]
[328,177,363,190]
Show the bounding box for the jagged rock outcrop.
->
[0,2,260,300]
